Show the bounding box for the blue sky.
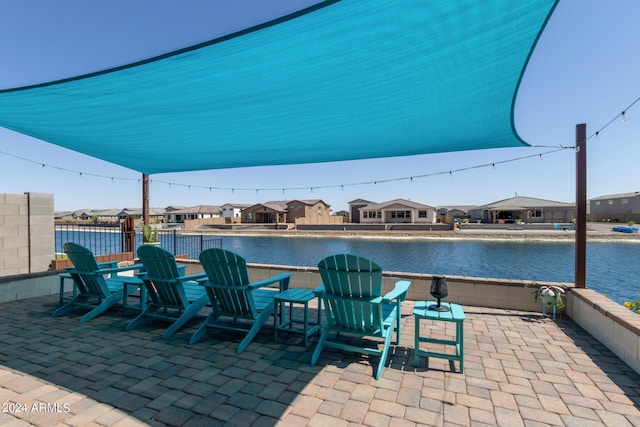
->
[0,0,638,212]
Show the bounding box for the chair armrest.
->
[248,272,292,292]
[382,280,411,303]
[313,284,325,297]
[179,272,208,282]
[97,261,119,269]
[95,263,144,275]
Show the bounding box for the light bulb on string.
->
[595,131,600,140]
[622,111,627,121]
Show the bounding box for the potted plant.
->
[142,224,159,245]
[525,282,566,320]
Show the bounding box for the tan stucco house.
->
[242,199,331,224]
[468,195,575,224]
[356,199,437,224]
[166,205,221,223]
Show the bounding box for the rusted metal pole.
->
[142,173,149,225]
[575,123,587,288]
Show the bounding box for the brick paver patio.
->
[0,295,639,426]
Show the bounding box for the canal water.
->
[56,231,640,305]
[219,235,640,305]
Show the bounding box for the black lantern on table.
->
[428,276,450,312]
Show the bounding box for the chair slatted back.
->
[137,245,188,309]
[199,248,255,317]
[318,254,384,334]
[63,242,110,298]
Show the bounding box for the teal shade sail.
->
[0,0,557,174]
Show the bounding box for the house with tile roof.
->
[165,205,221,223]
[468,196,575,223]
[354,199,437,224]
[241,199,331,224]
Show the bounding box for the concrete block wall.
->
[567,289,640,374]
[242,263,564,313]
[164,260,568,315]
[0,193,54,276]
[0,272,60,303]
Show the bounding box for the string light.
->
[0,147,572,193]
[586,96,639,140]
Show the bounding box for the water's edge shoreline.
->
[188,226,640,243]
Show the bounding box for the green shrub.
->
[624,298,640,313]
[142,224,158,243]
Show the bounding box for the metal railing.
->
[55,224,222,259]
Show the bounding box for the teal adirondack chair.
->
[190,248,291,353]
[311,254,411,380]
[52,242,144,322]
[126,245,207,338]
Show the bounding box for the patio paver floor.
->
[0,295,639,426]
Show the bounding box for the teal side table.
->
[274,288,321,347]
[414,301,465,373]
